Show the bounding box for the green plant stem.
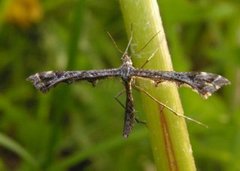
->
[119,0,196,171]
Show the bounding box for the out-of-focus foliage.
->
[0,0,239,170]
[4,0,42,28]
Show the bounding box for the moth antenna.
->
[123,27,133,55]
[107,32,123,54]
[140,48,159,69]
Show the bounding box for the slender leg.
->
[133,84,207,127]
[114,89,126,109]
[115,89,146,125]
[135,118,146,125]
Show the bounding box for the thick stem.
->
[119,0,196,171]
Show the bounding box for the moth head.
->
[121,53,133,66]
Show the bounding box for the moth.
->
[27,36,230,138]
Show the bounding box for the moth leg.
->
[114,90,146,125]
[135,118,146,125]
[133,84,207,128]
[114,89,125,109]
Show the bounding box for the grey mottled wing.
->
[132,70,230,98]
[27,69,120,93]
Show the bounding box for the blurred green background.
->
[0,0,239,170]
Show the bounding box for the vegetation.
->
[0,0,238,170]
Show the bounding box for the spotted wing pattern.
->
[133,70,230,98]
[27,69,120,93]
[27,53,230,138]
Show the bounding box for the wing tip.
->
[198,74,230,99]
[26,73,51,93]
